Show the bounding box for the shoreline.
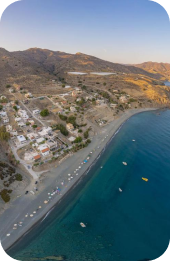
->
[0,108,158,252]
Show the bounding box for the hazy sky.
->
[0,0,170,64]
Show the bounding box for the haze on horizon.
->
[0,0,170,64]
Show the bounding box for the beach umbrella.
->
[39,206,42,209]
[19,222,23,224]
[71,177,73,179]
[44,200,48,204]
[6,234,10,237]
[14,224,17,227]
[30,214,34,217]
[68,174,71,176]
[33,211,36,214]
[76,173,78,175]
[13,227,17,230]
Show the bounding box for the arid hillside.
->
[134,62,170,80]
[0,48,162,91]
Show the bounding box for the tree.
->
[0,105,3,111]
[40,109,49,117]
[0,126,10,141]
[84,130,89,139]
[6,84,11,88]
[59,114,67,121]
[15,173,23,181]
[74,136,82,143]
[13,106,18,111]
[32,125,37,129]
[56,124,68,136]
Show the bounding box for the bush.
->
[0,105,3,111]
[74,136,82,143]
[32,125,37,129]
[84,130,89,139]
[15,173,23,181]
[13,106,18,111]
[40,109,49,117]
[56,124,68,136]
[59,114,67,121]
[6,84,11,88]
[0,189,11,203]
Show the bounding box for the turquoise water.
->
[8,110,170,261]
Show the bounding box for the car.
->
[35,181,38,185]
[25,191,29,195]
[27,166,30,169]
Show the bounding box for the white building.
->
[33,109,40,115]
[15,117,21,122]
[38,127,52,137]
[36,137,45,144]
[17,135,27,144]
[6,125,12,132]
[18,109,29,120]
[70,106,77,112]
[0,111,7,118]
[27,133,39,141]
[38,144,50,156]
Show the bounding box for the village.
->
[0,78,141,178]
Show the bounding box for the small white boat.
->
[80,222,86,228]
[119,188,123,192]
[122,162,127,166]
[132,140,135,142]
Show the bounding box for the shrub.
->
[15,173,23,181]
[0,189,11,203]
[74,136,82,143]
[40,109,49,117]
[59,114,67,121]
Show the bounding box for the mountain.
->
[0,48,163,91]
[134,62,170,79]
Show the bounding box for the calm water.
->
[164,81,170,86]
[8,110,170,261]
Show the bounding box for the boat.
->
[142,177,148,182]
[132,140,135,142]
[119,188,122,192]
[80,222,86,228]
[122,162,127,166]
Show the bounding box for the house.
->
[38,127,52,137]
[25,92,33,98]
[33,154,41,161]
[46,140,57,150]
[15,117,21,122]
[119,96,127,103]
[27,133,39,141]
[18,109,29,120]
[18,122,26,127]
[0,111,7,118]
[6,125,12,132]
[33,109,40,115]
[17,135,27,144]
[66,123,74,131]
[70,106,77,112]
[110,103,117,108]
[9,88,14,93]
[28,120,35,126]
[36,137,45,144]
[38,144,50,156]
[3,118,9,124]
[68,136,76,142]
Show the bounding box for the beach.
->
[0,108,157,251]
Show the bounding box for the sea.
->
[7,110,170,261]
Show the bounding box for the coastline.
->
[0,108,158,252]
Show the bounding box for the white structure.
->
[66,123,74,131]
[70,106,77,112]
[17,135,27,144]
[18,109,29,120]
[18,122,26,127]
[0,111,7,118]
[6,125,12,132]
[36,137,45,144]
[38,144,50,156]
[27,133,39,141]
[68,136,76,142]
[33,109,40,115]
[3,118,9,124]
[15,117,21,122]
[38,127,52,137]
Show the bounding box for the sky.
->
[0,0,170,64]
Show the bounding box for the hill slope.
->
[134,62,170,79]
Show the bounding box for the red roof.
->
[41,148,49,153]
[34,155,41,160]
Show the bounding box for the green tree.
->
[0,126,10,141]
[74,136,82,143]
[59,114,67,121]
[40,109,49,117]
[13,106,18,111]
[0,105,3,111]
[15,173,23,181]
